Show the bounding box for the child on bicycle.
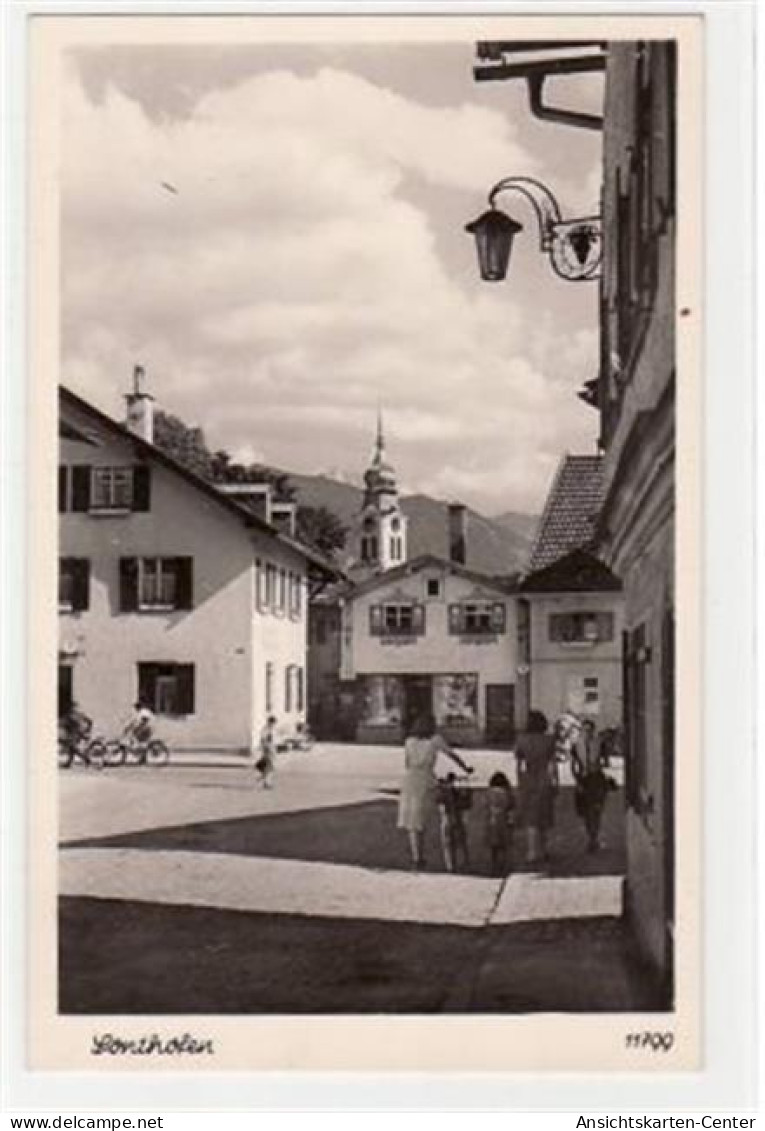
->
[123,700,155,747]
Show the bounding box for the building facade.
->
[59,384,332,752]
[595,40,677,988]
[516,455,624,732]
[518,549,623,732]
[338,554,517,746]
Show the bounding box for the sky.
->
[61,38,604,517]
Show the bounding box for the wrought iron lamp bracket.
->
[488,176,603,281]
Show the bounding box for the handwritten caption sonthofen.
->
[91,1033,214,1057]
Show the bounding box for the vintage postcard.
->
[27,10,704,1075]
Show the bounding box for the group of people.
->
[59,698,156,764]
[396,709,618,873]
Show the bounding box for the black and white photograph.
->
[26,11,706,1073]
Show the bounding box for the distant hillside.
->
[288,472,537,575]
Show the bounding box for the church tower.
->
[354,410,408,572]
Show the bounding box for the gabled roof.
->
[520,548,621,594]
[345,553,518,599]
[59,386,340,579]
[528,454,604,572]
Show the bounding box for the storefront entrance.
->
[402,675,433,732]
[485,683,515,747]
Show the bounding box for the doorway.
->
[485,683,515,747]
[402,676,433,733]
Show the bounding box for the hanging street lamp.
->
[465,176,602,282]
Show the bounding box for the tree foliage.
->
[152,408,346,557]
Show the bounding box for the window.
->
[426,577,441,598]
[265,661,274,713]
[92,467,133,510]
[68,464,151,514]
[369,601,425,637]
[289,572,303,619]
[361,535,378,563]
[137,662,195,715]
[59,558,90,612]
[566,674,600,715]
[266,564,277,605]
[296,666,304,713]
[285,664,293,712]
[140,559,177,608]
[119,557,193,612]
[278,568,287,612]
[549,612,614,644]
[448,601,506,636]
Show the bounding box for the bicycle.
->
[278,723,316,752]
[57,732,106,770]
[102,734,170,767]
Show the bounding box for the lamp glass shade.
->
[465,208,523,282]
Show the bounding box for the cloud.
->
[61,57,598,515]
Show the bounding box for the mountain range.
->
[288,472,539,575]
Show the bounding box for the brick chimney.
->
[125,364,155,444]
[448,503,467,565]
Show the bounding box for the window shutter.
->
[58,466,68,512]
[132,465,152,512]
[175,557,194,610]
[285,666,292,712]
[137,663,156,708]
[119,557,138,612]
[549,615,562,642]
[412,603,425,635]
[72,559,90,611]
[369,605,383,636]
[178,665,195,714]
[491,602,506,633]
[448,604,462,635]
[71,466,91,512]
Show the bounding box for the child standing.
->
[255,715,278,789]
[485,771,515,876]
[436,771,472,873]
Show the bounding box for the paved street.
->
[59,744,666,1014]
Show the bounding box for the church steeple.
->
[355,410,408,572]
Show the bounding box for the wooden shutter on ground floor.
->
[411,602,425,635]
[369,605,383,635]
[491,602,506,632]
[176,664,195,714]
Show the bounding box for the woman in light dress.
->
[397,713,473,870]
